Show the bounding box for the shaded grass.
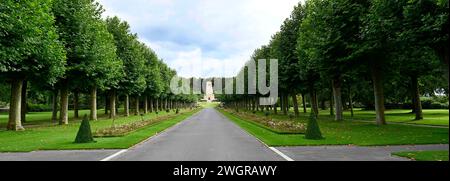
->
[392,150,449,161]
[343,109,449,126]
[0,109,200,152]
[218,108,449,147]
[0,109,118,128]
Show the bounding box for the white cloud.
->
[98,0,301,77]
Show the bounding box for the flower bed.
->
[229,110,305,134]
[93,114,179,137]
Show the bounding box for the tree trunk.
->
[90,85,97,121]
[332,78,343,121]
[286,95,291,112]
[116,94,119,114]
[256,97,259,111]
[149,98,153,113]
[292,93,299,116]
[301,93,307,113]
[7,77,25,131]
[105,93,109,115]
[411,75,423,120]
[330,92,334,116]
[51,90,59,122]
[135,96,140,115]
[144,95,148,114]
[155,99,159,112]
[59,81,69,125]
[109,90,116,119]
[124,94,130,117]
[282,95,288,115]
[20,80,27,123]
[309,84,319,117]
[348,87,354,117]
[253,97,257,111]
[320,99,326,110]
[165,98,168,110]
[73,90,79,119]
[371,64,386,125]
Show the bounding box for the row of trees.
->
[218,0,448,125]
[0,0,196,131]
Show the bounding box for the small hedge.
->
[27,103,52,112]
[305,112,323,140]
[74,115,95,143]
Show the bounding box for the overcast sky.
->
[98,0,301,78]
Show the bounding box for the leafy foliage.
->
[0,0,66,83]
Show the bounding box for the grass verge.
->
[392,150,449,161]
[218,108,449,147]
[0,109,200,152]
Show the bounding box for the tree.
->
[355,0,408,125]
[297,1,322,117]
[140,43,163,114]
[401,0,449,91]
[276,3,307,117]
[53,0,122,123]
[299,0,368,121]
[1,0,66,130]
[106,16,146,117]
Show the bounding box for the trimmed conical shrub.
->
[74,115,95,143]
[305,112,323,140]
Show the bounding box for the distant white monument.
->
[202,81,216,102]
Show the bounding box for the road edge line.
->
[100,149,128,161]
[268,147,294,161]
[214,108,295,161]
[99,109,204,161]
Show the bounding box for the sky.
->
[98,0,301,78]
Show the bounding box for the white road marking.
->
[269,147,294,161]
[100,149,128,161]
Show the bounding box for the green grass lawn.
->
[0,109,200,152]
[344,109,449,126]
[248,107,449,126]
[0,109,116,128]
[198,102,220,108]
[392,150,449,161]
[218,108,449,147]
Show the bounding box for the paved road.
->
[111,108,284,161]
[276,144,449,161]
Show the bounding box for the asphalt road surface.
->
[111,108,284,161]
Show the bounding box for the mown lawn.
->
[344,109,449,126]
[244,107,449,126]
[0,109,200,152]
[198,102,220,108]
[392,150,449,161]
[218,108,449,147]
[0,109,112,128]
